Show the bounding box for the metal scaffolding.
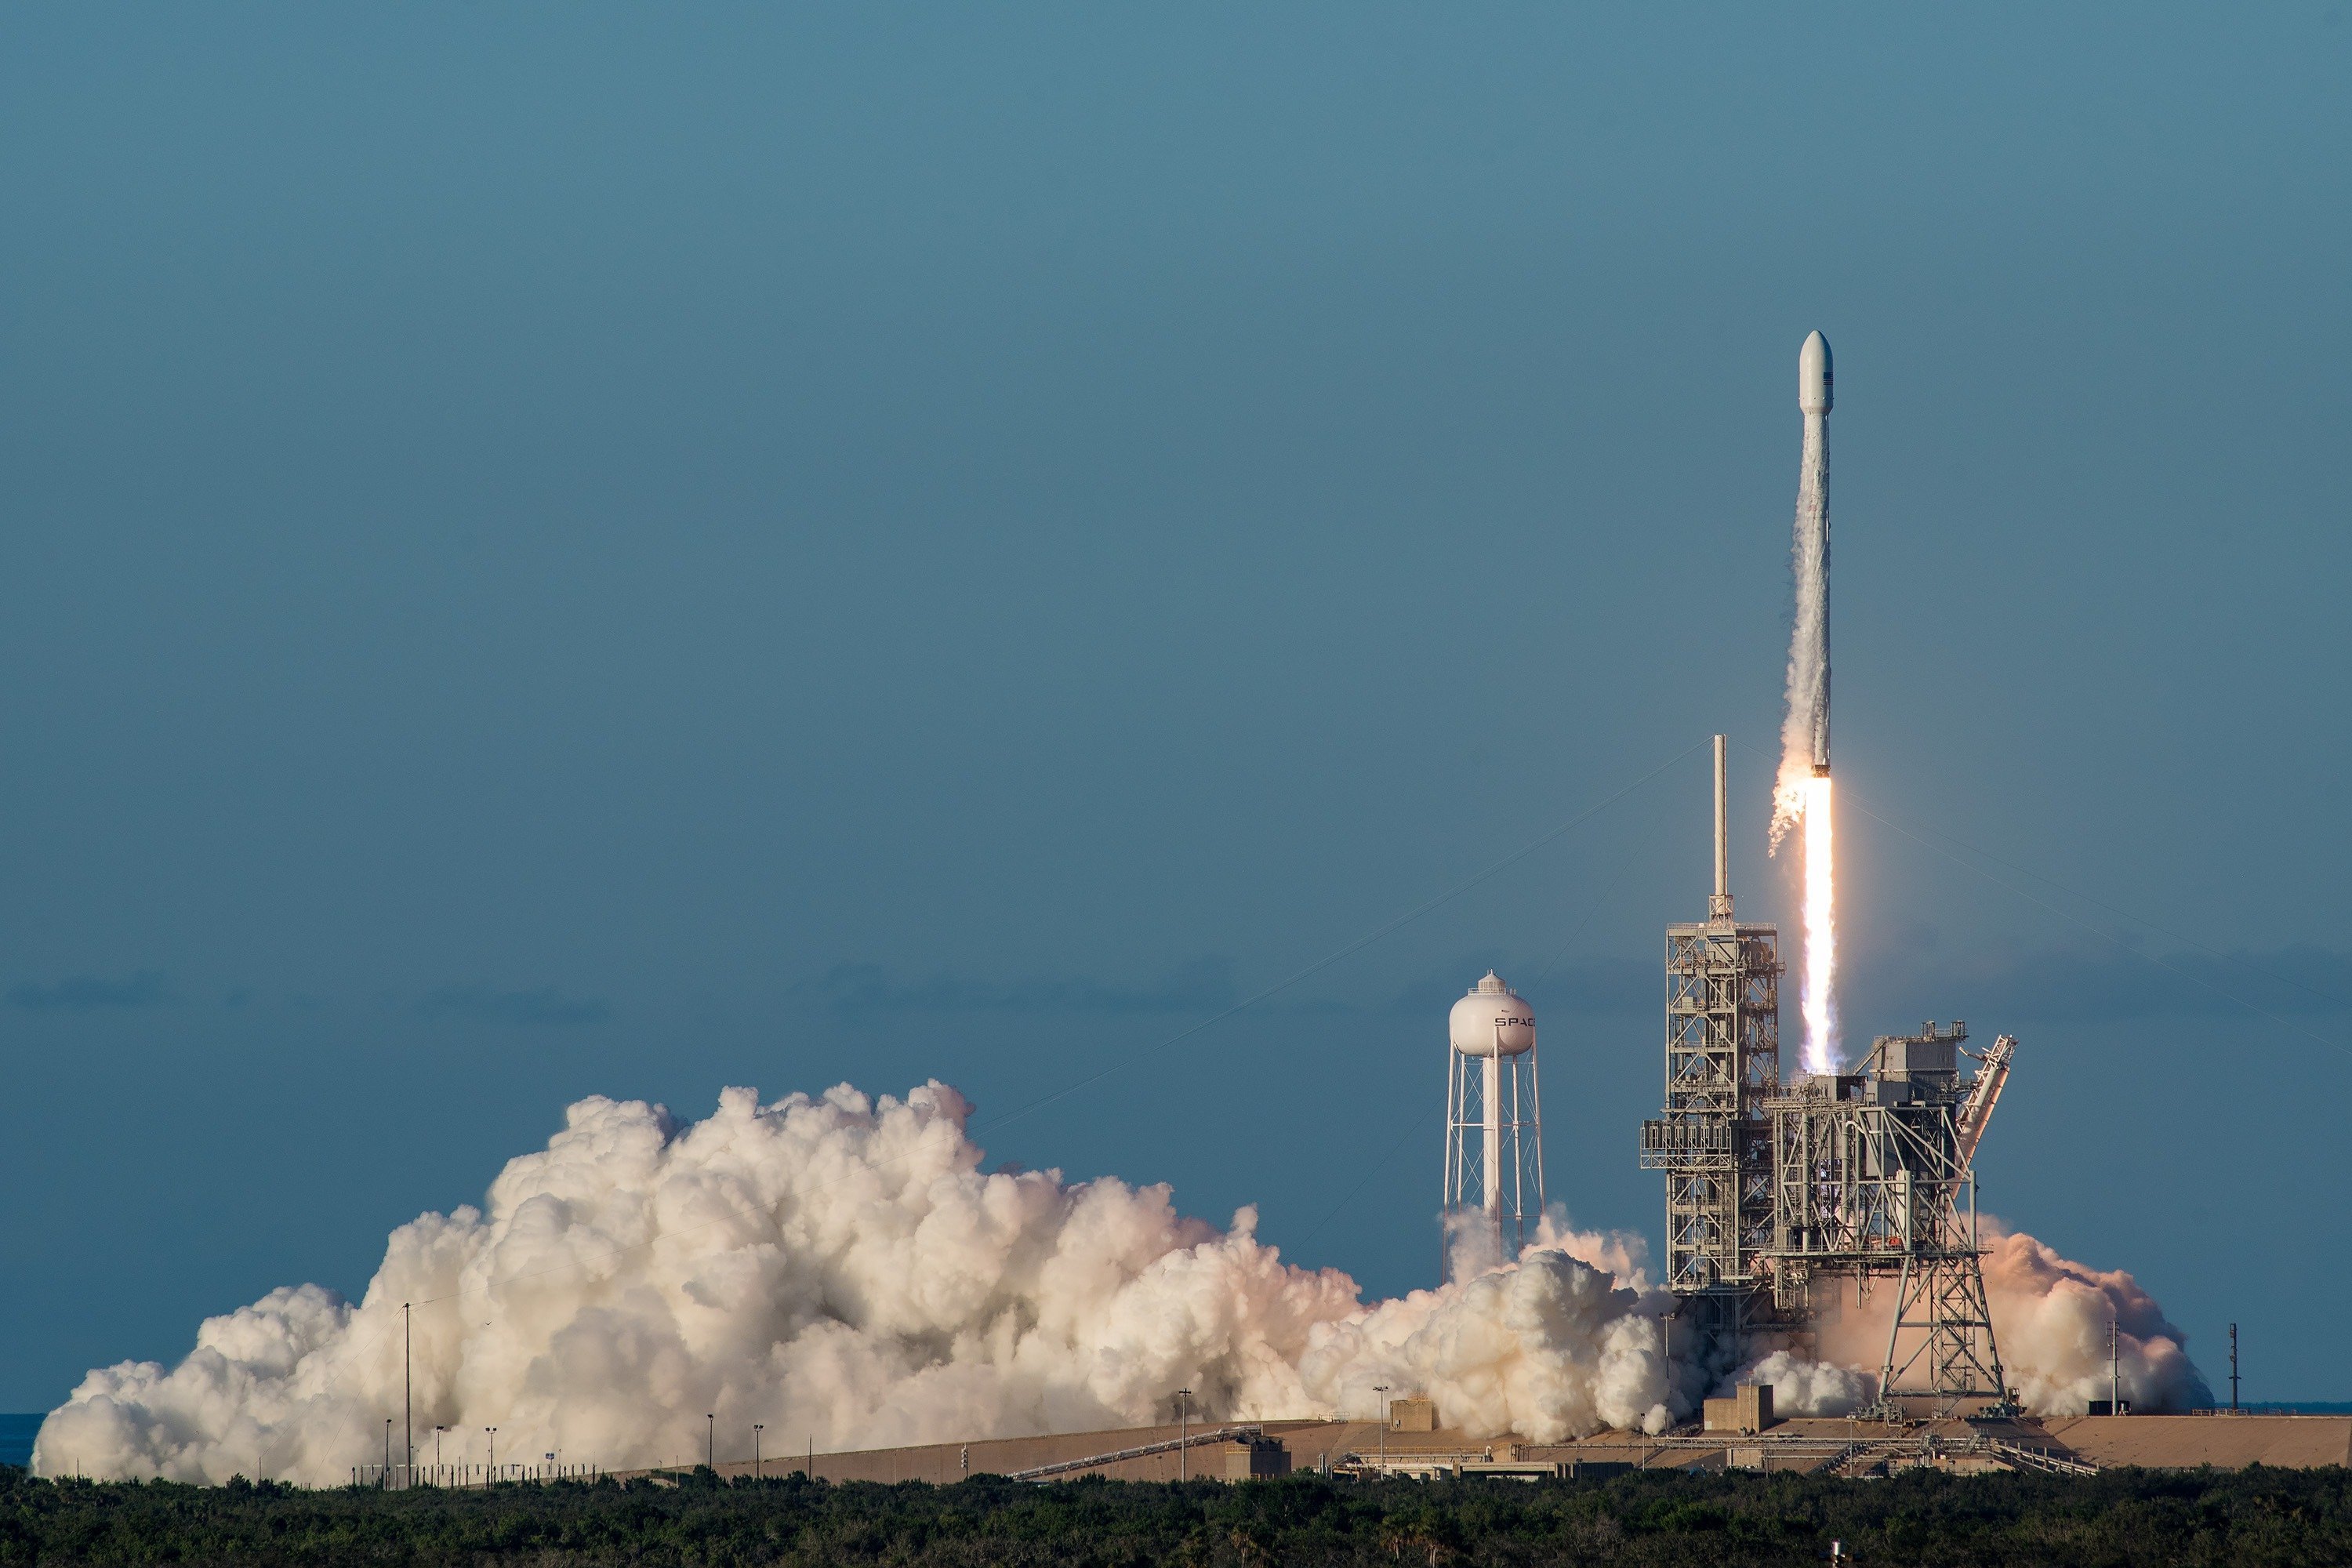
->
[1642,919,1781,1294]
[1759,1024,2018,1415]
[1635,739,2020,1414]
[1639,739,1784,1348]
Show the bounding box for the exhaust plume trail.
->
[1773,330,1837,1073]
[1798,774,1835,1070]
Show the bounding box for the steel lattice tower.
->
[1640,739,1782,1348]
[1762,1023,2019,1416]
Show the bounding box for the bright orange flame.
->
[1799,773,1837,1073]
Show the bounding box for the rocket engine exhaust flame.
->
[1773,330,1837,1073]
[1798,774,1836,1074]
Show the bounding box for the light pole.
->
[706,1413,715,1472]
[1374,1385,1392,1473]
[402,1303,412,1488]
[753,1425,764,1481]
[383,1419,391,1488]
[2230,1323,2241,1413]
[1174,1388,1192,1483]
[434,1426,447,1481]
[485,1427,497,1483]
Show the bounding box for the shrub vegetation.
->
[1,1461,2347,1566]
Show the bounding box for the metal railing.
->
[1008,1426,1261,1482]
[1982,1439,2100,1477]
[351,1462,605,1488]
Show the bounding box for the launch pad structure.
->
[1640,737,1782,1346]
[1642,737,2020,1418]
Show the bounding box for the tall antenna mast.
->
[1710,735,1733,920]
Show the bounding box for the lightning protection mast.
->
[1442,973,1544,1277]
[1641,736,1784,1363]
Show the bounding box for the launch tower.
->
[1762,1025,2019,1415]
[1640,736,1784,1349]
[1636,737,2021,1411]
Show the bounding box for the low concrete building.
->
[1388,1398,1438,1432]
[1703,1384,1775,1436]
[1221,1438,1292,1479]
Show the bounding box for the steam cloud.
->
[34,1080,2205,1484]
[1809,1221,2212,1415]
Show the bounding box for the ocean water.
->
[0,1415,40,1469]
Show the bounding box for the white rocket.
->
[1793,330,1833,776]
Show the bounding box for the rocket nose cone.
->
[1798,330,1833,414]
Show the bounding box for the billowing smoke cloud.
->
[1811,1221,2212,1415]
[1731,1348,1875,1417]
[34,1081,1684,1485]
[1982,1225,2212,1413]
[34,1081,2205,1485]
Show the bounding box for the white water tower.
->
[1442,971,1544,1269]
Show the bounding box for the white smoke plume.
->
[1730,1349,1875,1417]
[36,1080,1688,1485]
[34,1081,2206,1484]
[1769,405,1831,854]
[1981,1225,2212,1414]
[1810,1221,2212,1414]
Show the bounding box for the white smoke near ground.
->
[1440,1209,1644,1289]
[36,1081,1691,1486]
[1981,1224,2212,1414]
[1810,1221,2212,1414]
[1730,1349,1875,1417]
[34,1081,2208,1485]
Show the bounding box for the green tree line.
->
[1,1461,2347,1566]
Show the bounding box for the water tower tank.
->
[1448,971,1535,1058]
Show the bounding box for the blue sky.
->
[2,3,2347,1408]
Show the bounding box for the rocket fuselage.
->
[1794,331,1832,775]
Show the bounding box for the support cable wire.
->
[366,739,1711,1332]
